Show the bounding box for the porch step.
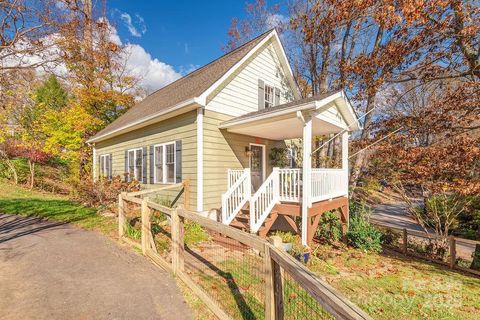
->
[229,206,278,237]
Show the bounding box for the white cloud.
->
[266,13,288,30]
[119,11,146,38]
[3,18,180,96]
[104,24,181,94]
[179,64,199,75]
[123,43,181,94]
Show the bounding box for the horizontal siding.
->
[202,110,284,210]
[95,110,198,207]
[206,40,295,117]
[318,104,347,127]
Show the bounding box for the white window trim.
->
[99,154,110,179]
[153,142,176,184]
[264,82,275,109]
[127,148,143,182]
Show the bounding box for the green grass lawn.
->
[0,180,116,236]
[309,244,480,320]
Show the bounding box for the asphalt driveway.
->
[0,214,192,320]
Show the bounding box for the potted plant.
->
[291,242,311,264]
[271,231,296,252]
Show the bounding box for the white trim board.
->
[196,107,204,212]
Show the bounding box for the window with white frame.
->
[99,154,111,179]
[264,84,274,109]
[127,148,143,181]
[154,142,176,184]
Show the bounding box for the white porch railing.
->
[250,168,280,233]
[278,169,302,202]
[223,167,348,232]
[227,169,245,188]
[222,169,251,225]
[311,169,348,203]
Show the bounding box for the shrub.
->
[315,211,342,243]
[0,157,30,184]
[72,175,140,207]
[271,231,297,243]
[347,202,383,253]
[380,228,401,247]
[184,221,209,246]
[269,147,289,167]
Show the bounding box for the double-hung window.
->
[127,148,143,182]
[154,142,176,184]
[99,154,111,179]
[264,84,274,109]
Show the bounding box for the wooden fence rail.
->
[118,187,371,320]
[375,224,480,277]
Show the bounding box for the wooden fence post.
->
[141,197,150,255]
[178,209,185,272]
[272,257,284,320]
[449,236,456,269]
[183,179,190,210]
[118,192,127,238]
[171,207,185,274]
[402,228,408,255]
[264,245,274,320]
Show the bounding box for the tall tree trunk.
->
[7,159,18,185]
[28,160,35,189]
[350,93,376,186]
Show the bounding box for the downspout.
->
[90,143,97,182]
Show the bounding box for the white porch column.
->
[301,115,312,246]
[342,131,349,191]
[196,107,204,212]
[342,131,349,231]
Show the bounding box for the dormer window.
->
[264,84,274,109]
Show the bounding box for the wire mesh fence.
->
[282,271,333,320]
[119,190,372,320]
[183,230,266,319]
[150,207,173,263]
[122,200,142,244]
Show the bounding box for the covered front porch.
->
[219,91,360,245]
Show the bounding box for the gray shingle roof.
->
[90,30,273,142]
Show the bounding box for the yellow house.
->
[87,29,361,245]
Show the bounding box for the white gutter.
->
[92,144,97,181]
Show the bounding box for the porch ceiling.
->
[219,90,358,141]
[222,114,344,140]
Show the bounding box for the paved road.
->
[372,201,477,260]
[0,214,192,320]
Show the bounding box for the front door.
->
[250,144,265,192]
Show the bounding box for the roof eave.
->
[87,98,200,144]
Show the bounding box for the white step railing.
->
[311,169,348,203]
[222,168,251,225]
[227,169,245,188]
[278,169,302,202]
[250,168,280,233]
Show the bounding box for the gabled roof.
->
[219,90,361,132]
[88,29,285,143]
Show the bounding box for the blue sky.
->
[109,1,248,73]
